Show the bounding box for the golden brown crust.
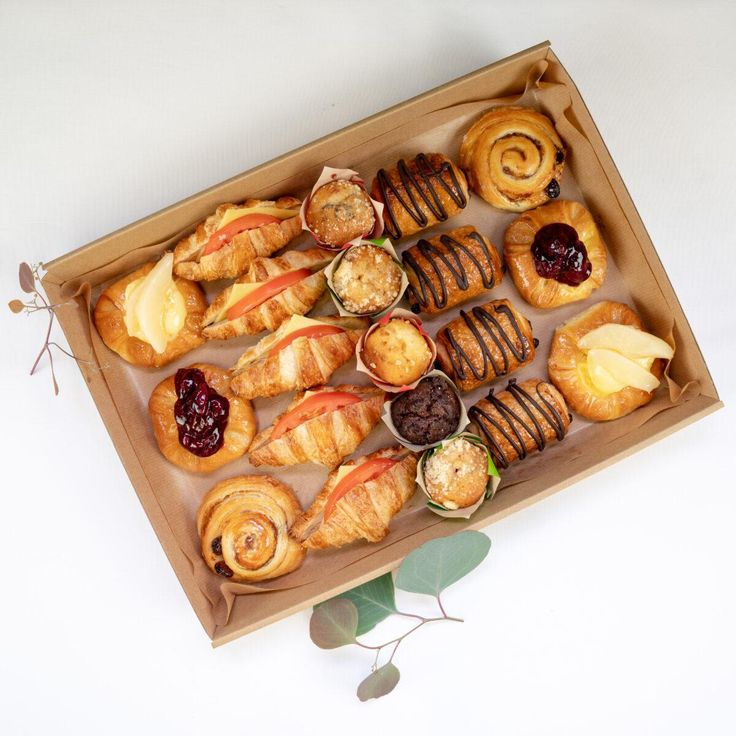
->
[362,318,433,386]
[290,447,417,550]
[93,260,206,368]
[305,180,376,247]
[460,106,565,211]
[402,225,503,314]
[249,385,384,469]
[173,197,302,281]
[371,153,469,240]
[469,378,570,469]
[196,475,305,583]
[504,200,607,309]
[202,248,332,340]
[547,301,665,421]
[435,298,535,392]
[148,363,256,473]
[230,315,370,400]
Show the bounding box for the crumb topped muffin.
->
[332,243,403,315]
[305,179,376,247]
[424,436,488,510]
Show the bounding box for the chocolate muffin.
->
[390,375,461,445]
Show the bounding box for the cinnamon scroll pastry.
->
[196,475,305,583]
[460,106,565,211]
[370,153,469,239]
[469,379,571,469]
[402,225,503,314]
[435,298,536,392]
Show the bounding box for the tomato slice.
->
[202,214,281,256]
[324,458,398,519]
[271,391,362,440]
[268,324,345,358]
[225,268,312,322]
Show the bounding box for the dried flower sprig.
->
[8,262,91,395]
[309,531,491,700]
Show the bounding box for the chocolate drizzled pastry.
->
[435,298,536,392]
[402,225,503,314]
[469,378,570,469]
[390,375,462,446]
[371,153,469,240]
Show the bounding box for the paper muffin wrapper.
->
[355,307,438,393]
[324,238,409,318]
[299,166,384,251]
[381,369,469,451]
[416,432,501,519]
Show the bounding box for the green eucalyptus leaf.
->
[357,663,400,701]
[395,530,491,597]
[309,598,358,649]
[329,573,397,636]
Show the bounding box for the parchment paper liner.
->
[355,308,437,393]
[324,238,408,318]
[381,369,469,451]
[416,432,501,519]
[47,56,704,637]
[299,166,384,251]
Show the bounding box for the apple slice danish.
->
[230,314,370,400]
[547,301,673,421]
[173,197,302,281]
[249,384,384,469]
[202,248,333,340]
[291,446,417,550]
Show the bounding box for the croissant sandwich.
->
[196,475,305,582]
[173,196,302,281]
[230,314,370,400]
[249,384,384,469]
[202,248,333,340]
[291,446,417,550]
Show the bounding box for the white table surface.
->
[1,1,734,733]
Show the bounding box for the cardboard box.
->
[43,42,722,646]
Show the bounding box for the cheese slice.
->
[213,281,262,322]
[124,253,186,353]
[277,314,330,337]
[217,205,299,230]
[332,464,356,487]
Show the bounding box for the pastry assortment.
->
[402,225,503,314]
[91,102,676,585]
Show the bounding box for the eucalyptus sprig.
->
[8,262,89,395]
[309,530,491,701]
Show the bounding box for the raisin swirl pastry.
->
[402,225,503,314]
[370,153,469,239]
[435,298,536,392]
[460,106,565,211]
[469,378,571,469]
[197,475,305,583]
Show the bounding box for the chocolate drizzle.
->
[375,153,467,239]
[444,303,531,383]
[403,231,498,310]
[469,379,567,469]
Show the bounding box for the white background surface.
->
[1,1,735,734]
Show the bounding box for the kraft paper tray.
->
[42,42,722,646]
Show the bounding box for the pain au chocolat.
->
[402,225,503,314]
[371,153,469,240]
[435,298,536,392]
